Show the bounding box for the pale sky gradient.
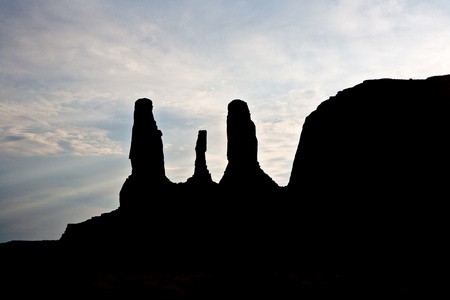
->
[1,0,450,242]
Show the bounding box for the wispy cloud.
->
[0,97,123,156]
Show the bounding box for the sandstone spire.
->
[219,99,278,189]
[120,98,171,209]
[226,100,258,166]
[186,130,214,184]
[129,98,166,180]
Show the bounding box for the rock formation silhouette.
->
[287,75,449,259]
[120,98,173,210]
[3,75,448,296]
[62,98,176,245]
[219,99,278,190]
[289,76,448,200]
[27,75,450,277]
[60,98,284,266]
[186,130,214,185]
[129,98,168,180]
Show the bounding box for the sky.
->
[1,0,450,242]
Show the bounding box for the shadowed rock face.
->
[120,98,172,210]
[287,76,449,250]
[194,130,208,176]
[186,130,214,185]
[288,76,449,200]
[219,100,278,190]
[226,100,258,165]
[129,98,166,179]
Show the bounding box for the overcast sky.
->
[1,0,449,242]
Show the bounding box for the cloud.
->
[3,125,123,157]
[311,0,450,80]
[0,99,123,157]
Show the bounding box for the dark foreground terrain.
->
[1,241,418,298]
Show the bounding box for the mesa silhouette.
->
[3,75,448,272]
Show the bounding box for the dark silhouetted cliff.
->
[287,76,448,260]
[289,76,448,198]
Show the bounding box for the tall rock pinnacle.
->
[186,130,214,185]
[129,98,167,180]
[120,98,171,209]
[219,100,278,189]
[226,100,258,166]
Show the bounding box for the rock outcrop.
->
[289,76,448,200]
[60,98,284,265]
[120,98,173,210]
[186,130,214,185]
[129,98,168,179]
[219,100,278,190]
[287,76,449,254]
